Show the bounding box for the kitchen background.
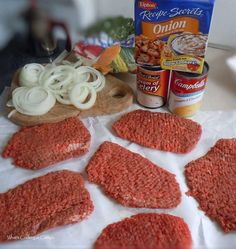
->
[0,0,236,106]
[0,0,235,49]
[0,2,236,249]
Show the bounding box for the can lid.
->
[136,64,164,72]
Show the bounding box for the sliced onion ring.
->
[54,92,72,105]
[69,83,97,110]
[19,63,44,87]
[76,66,105,92]
[62,59,83,68]
[11,61,106,116]
[12,86,56,116]
[39,65,76,90]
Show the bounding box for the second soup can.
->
[137,66,170,109]
[168,62,209,117]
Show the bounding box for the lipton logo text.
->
[139,0,157,11]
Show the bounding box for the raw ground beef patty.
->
[0,170,94,242]
[86,141,181,208]
[94,213,192,249]
[112,109,202,153]
[2,117,91,170]
[185,139,236,232]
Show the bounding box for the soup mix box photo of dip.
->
[135,0,215,74]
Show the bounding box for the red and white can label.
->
[171,74,207,97]
[137,66,170,108]
[168,67,209,117]
[137,67,169,98]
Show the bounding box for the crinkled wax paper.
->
[0,88,235,249]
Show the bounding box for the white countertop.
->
[204,47,236,111]
[117,47,236,112]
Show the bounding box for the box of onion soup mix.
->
[135,0,215,74]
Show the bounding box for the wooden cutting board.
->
[7,70,134,127]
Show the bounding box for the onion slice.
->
[6,99,14,107]
[39,65,76,91]
[62,59,83,68]
[76,66,106,92]
[12,86,56,116]
[19,63,45,87]
[11,61,106,116]
[54,92,72,105]
[69,83,96,110]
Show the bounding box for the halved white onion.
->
[69,83,96,110]
[12,86,56,116]
[19,63,45,87]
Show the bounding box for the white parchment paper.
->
[0,88,235,249]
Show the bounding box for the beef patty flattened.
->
[112,110,202,153]
[3,117,91,170]
[0,170,94,242]
[87,141,181,209]
[185,139,236,232]
[94,213,192,249]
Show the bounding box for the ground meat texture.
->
[2,117,91,170]
[86,141,181,209]
[94,213,192,249]
[0,170,94,242]
[112,110,202,153]
[185,139,236,232]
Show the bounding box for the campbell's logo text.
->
[139,1,157,11]
[172,78,207,93]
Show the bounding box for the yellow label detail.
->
[160,34,205,74]
[161,55,204,74]
[173,102,202,117]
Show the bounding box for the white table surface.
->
[116,47,236,112]
[0,47,236,249]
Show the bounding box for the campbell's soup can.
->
[168,62,209,117]
[137,66,170,108]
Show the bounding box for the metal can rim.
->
[137,64,168,73]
